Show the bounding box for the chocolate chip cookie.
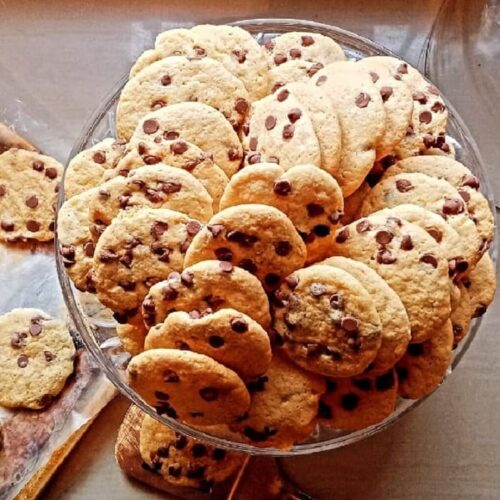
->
[184,204,307,291]
[145,308,272,379]
[0,149,62,242]
[272,264,382,377]
[127,348,250,425]
[219,163,343,263]
[142,260,271,329]
[0,308,75,409]
[462,253,496,318]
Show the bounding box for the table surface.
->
[1,1,500,498]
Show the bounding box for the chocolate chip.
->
[199,387,218,401]
[273,178,291,196]
[289,47,301,59]
[315,225,331,237]
[26,220,40,232]
[341,316,359,332]
[219,261,233,273]
[212,448,226,461]
[425,227,442,243]
[461,174,479,190]
[288,108,302,123]
[473,304,487,318]
[335,227,350,243]
[208,335,224,348]
[0,185,6,197]
[458,189,471,203]
[243,426,271,442]
[370,71,379,83]
[207,224,224,237]
[143,119,160,134]
[151,99,167,111]
[164,130,179,140]
[356,219,372,233]
[246,375,269,393]
[277,89,289,102]
[247,152,261,164]
[282,124,294,139]
[412,91,427,104]
[168,465,182,477]
[310,283,326,297]
[397,63,408,74]
[44,351,54,362]
[155,391,170,401]
[380,86,393,102]
[341,393,359,411]
[274,53,287,65]
[228,148,241,161]
[249,137,258,151]
[377,249,396,264]
[307,62,323,77]
[408,343,424,356]
[375,370,395,391]
[329,293,344,309]
[17,355,29,368]
[118,280,136,291]
[163,369,180,383]
[227,230,258,247]
[375,230,393,245]
[316,75,327,86]
[355,92,371,108]
[274,240,291,256]
[264,273,281,290]
[180,270,194,287]
[419,111,432,124]
[400,234,413,250]
[32,160,44,172]
[186,220,202,235]
[234,98,249,115]
[150,220,169,239]
[11,332,26,348]
[214,247,233,261]
[317,400,333,419]
[396,366,408,381]
[238,258,257,274]
[431,101,445,113]
[306,203,324,217]
[191,443,207,458]
[233,49,247,63]
[442,197,464,215]
[29,322,42,336]
[420,253,438,268]
[353,378,371,391]
[284,275,299,289]
[160,74,171,85]
[395,179,413,192]
[186,465,206,479]
[301,35,314,46]
[45,168,58,179]
[170,140,188,155]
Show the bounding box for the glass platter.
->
[55,18,497,457]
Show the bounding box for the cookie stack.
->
[58,24,496,459]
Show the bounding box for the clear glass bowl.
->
[56,18,497,456]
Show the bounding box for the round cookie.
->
[64,138,126,198]
[342,181,371,224]
[360,172,482,269]
[242,89,321,169]
[107,139,228,211]
[127,348,250,425]
[356,57,414,158]
[58,188,99,292]
[142,260,271,329]
[268,60,324,93]
[377,205,468,278]
[230,351,325,449]
[0,308,75,409]
[322,256,410,374]
[93,207,197,314]
[450,283,472,346]
[368,56,448,158]
[283,82,342,176]
[184,204,307,291]
[128,102,243,178]
[89,164,213,235]
[264,31,345,68]
[116,312,148,355]
[117,56,250,140]
[462,253,496,318]
[219,163,344,264]
[396,320,453,399]
[311,61,386,196]
[188,24,269,101]
[139,414,244,491]
[130,28,196,76]
[331,212,451,343]
[272,265,382,377]
[145,308,272,379]
[0,149,62,242]
[385,156,494,252]
[318,369,398,430]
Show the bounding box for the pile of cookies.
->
[58,24,496,459]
